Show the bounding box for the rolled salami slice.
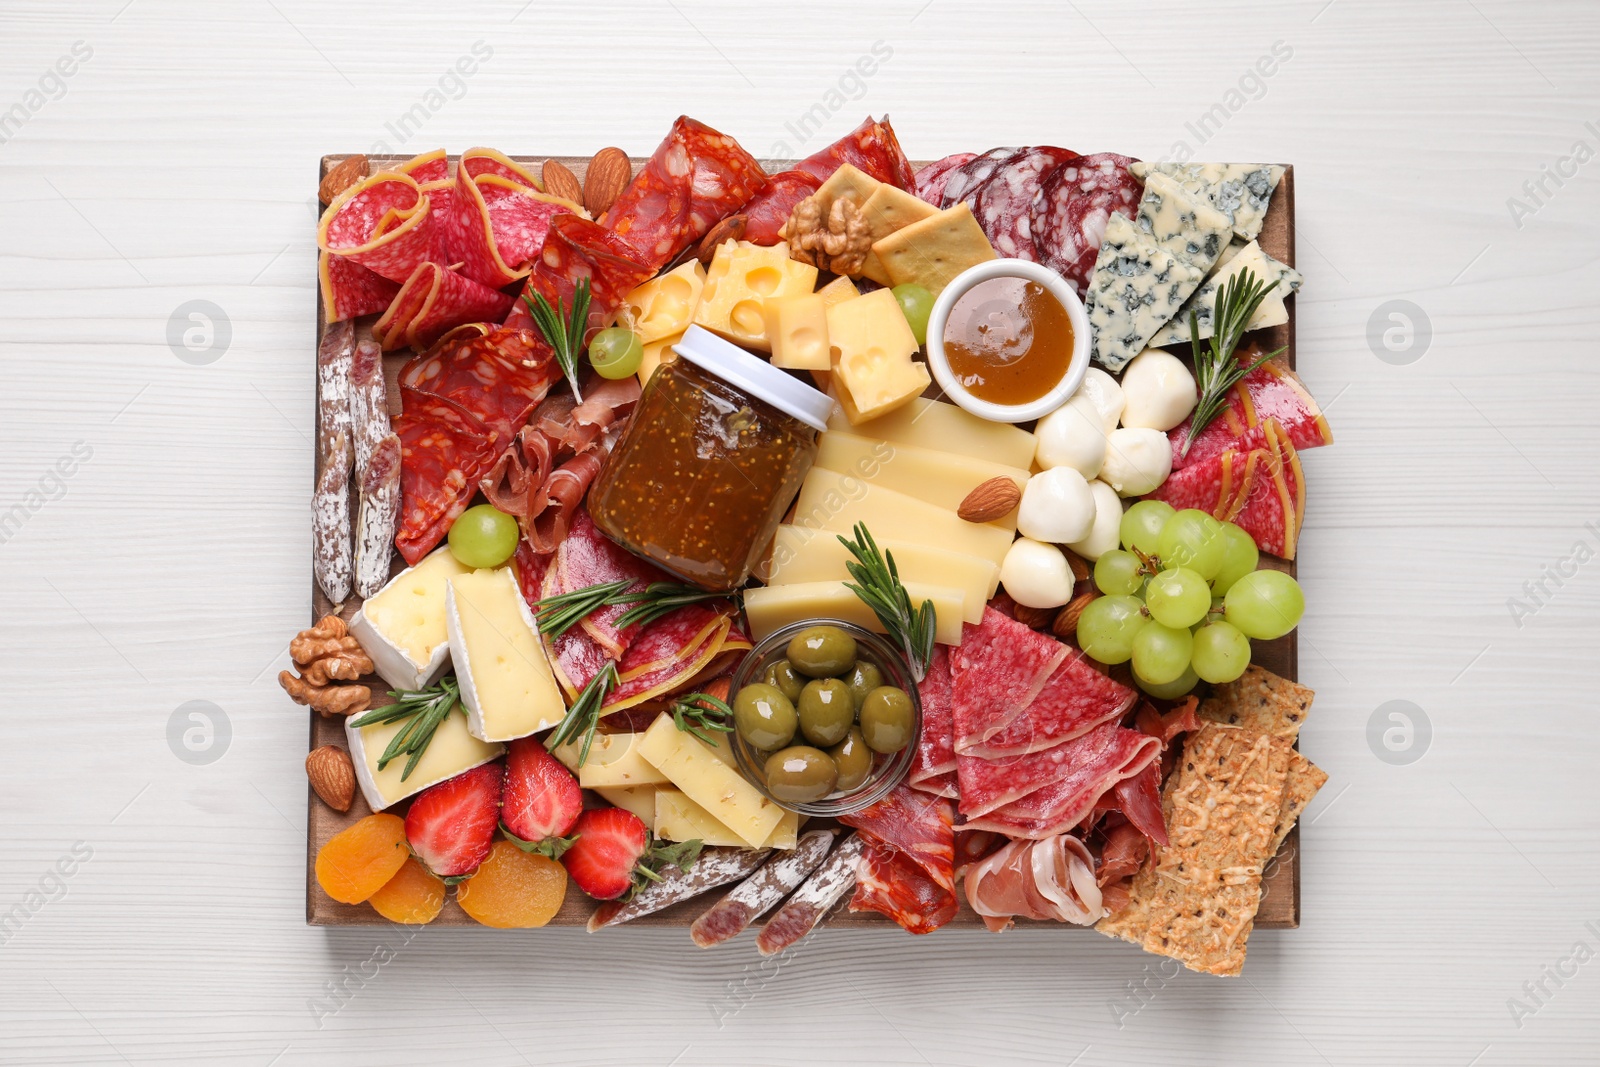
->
[587,847,770,932]
[393,148,449,183]
[755,834,864,956]
[796,115,916,191]
[459,147,540,189]
[913,152,978,207]
[971,146,1080,261]
[691,830,836,948]
[741,170,822,246]
[392,388,500,565]
[354,433,401,598]
[313,320,355,604]
[319,252,401,324]
[1029,152,1142,295]
[317,172,437,284]
[372,262,516,352]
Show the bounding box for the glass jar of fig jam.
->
[589,326,833,592]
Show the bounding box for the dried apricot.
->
[368,856,445,924]
[455,840,567,928]
[315,814,408,904]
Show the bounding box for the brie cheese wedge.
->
[348,547,470,691]
[345,702,502,811]
[445,567,566,743]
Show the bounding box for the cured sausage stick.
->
[755,834,864,956]
[348,339,396,598]
[587,848,769,932]
[691,830,835,949]
[312,320,354,604]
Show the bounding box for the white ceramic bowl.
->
[925,258,1091,424]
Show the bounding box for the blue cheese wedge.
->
[345,703,502,810]
[446,567,566,743]
[1134,172,1233,273]
[348,547,470,691]
[1130,162,1285,241]
[1149,240,1300,347]
[1085,214,1205,372]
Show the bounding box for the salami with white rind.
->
[313,320,355,604]
[971,146,1079,261]
[354,434,401,599]
[939,147,1018,210]
[755,834,864,956]
[1030,152,1143,295]
[348,339,390,478]
[690,830,836,948]
[587,847,769,932]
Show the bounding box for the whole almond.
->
[319,155,369,204]
[584,147,632,217]
[957,476,1022,523]
[697,214,747,264]
[306,745,356,813]
[1062,548,1091,584]
[541,159,584,205]
[1052,589,1101,641]
[1011,603,1055,629]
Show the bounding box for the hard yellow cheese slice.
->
[764,524,998,623]
[744,580,966,646]
[825,397,1037,470]
[655,788,799,850]
[636,714,785,848]
[815,430,1027,528]
[792,467,1014,568]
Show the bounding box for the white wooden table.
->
[2,1,1597,1063]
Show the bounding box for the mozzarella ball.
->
[1016,467,1096,544]
[1066,479,1125,561]
[1000,538,1076,609]
[1078,367,1125,433]
[1034,394,1107,479]
[1119,349,1197,432]
[1100,427,1173,497]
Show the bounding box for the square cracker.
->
[1272,752,1328,854]
[856,184,939,286]
[1198,664,1315,741]
[1097,723,1291,977]
[872,203,997,294]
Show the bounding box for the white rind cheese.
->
[1085,214,1204,373]
[348,547,470,691]
[1134,172,1233,273]
[446,567,566,743]
[345,704,502,811]
[1130,162,1286,241]
[1149,240,1300,347]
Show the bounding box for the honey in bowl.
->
[941,276,1075,406]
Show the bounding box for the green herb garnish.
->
[348,676,462,782]
[522,276,592,404]
[532,579,635,637]
[612,582,734,631]
[1182,266,1286,458]
[545,662,618,767]
[669,690,735,747]
[532,579,733,638]
[837,522,935,682]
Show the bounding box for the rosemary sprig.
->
[669,690,735,747]
[532,579,732,638]
[521,276,592,404]
[532,579,634,637]
[1182,266,1286,458]
[611,583,735,631]
[837,522,935,682]
[630,837,705,897]
[348,676,462,782]
[545,662,619,767]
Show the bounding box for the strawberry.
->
[404,762,501,880]
[500,737,582,858]
[560,807,703,901]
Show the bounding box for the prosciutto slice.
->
[839,784,954,893]
[848,840,958,935]
[907,646,956,795]
[963,834,1104,932]
[950,608,1068,753]
[957,724,1161,840]
[960,647,1137,759]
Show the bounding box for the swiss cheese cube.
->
[636,714,785,847]
[763,293,831,371]
[764,524,998,623]
[816,275,860,310]
[447,568,566,743]
[825,288,929,423]
[693,240,818,352]
[872,203,997,294]
[620,260,705,343]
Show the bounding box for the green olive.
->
[830,727,874,792]
[764,746,839,804]
[732,683,797,751]
[761,659,805,703]
[843,661,884,706]
[785,625,858,678]
[859,686,915,753]
[797,678,854,747]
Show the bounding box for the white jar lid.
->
[672,325,833,432]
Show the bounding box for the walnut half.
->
[787,194,872,276]
[279,615,373,717]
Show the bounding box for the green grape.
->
[1211,522,1260,595]
[891,283,934,346]
[1223,570,1306,640]
[589,327,644,379]
[1093,550,1144,596]
[1131,622,1193,685]
[1134,663,1199,700]
[1120,499,1174,555]
[1191,621,1252,683]
[1145,567,1210,628]
[1157,509,1225,579]
[1075,595,1147,665]
[448,504,520,568]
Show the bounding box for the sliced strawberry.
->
[560,807,702,901]
[500,737,582,857]
[404,762,501,880]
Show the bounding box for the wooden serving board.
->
[307,153,1300,932]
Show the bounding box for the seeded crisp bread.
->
[1096,723,1291,976]
[1198,664,1314,740]
[1273,751,1328,853]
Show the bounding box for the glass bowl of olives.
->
[727,620,922,817]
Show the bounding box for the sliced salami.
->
[393,149,449,183]
[587,847,770,931]
[601,116,769,271]
[755,834,864,956]
[959,647,1137,760]
[312,320,354,604]
[795,115,916,191]
[392,387,500,565]
[740,169,822,246]
[839,784,955,893]
[438,164,535,288]
[354,433,401,598]
[319,253,401,323]
[971,146,1080,261]
[848,839,958,935]
[912,152,977,206]
[1149,424,1269,517]
[458,147,540,188]
[907,645,956,793]
[372,263,516,353]
[399,326,556,448]
[938,147,1018,209]
[474,176,571,274]
[503,216,657,351]
[690,830,836,948]
[949,608,1069,752]
[317,172,437,284]
[1029,152,1143,294]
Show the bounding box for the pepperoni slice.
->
[795,115,916,190]
[912,152,977,206]
[741,169,822,246]
[318,252,400,323]
[971,146,1080,261]
[398,326,557,447]
[1029,152,1142,294]
[392,387,500,565]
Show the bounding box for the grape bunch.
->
[1075,501,1305,699]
